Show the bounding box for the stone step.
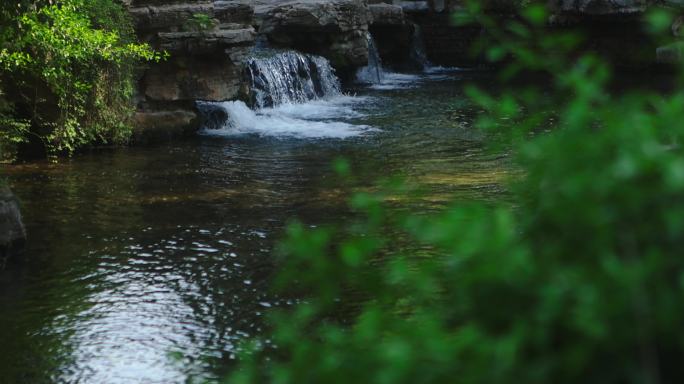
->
[157,27,256,54]
[129,1,253,32]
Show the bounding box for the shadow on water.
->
[0,71,511,383]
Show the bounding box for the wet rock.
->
[0,186,26,264]
[259,0,372,79]
[196,101,230,130]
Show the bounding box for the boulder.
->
[0,186,26,264]
[259,0,372,78]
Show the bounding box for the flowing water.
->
[410,24,433,70]
[0,54,510,383]
[356,33,384,85]
[244,51,341,109]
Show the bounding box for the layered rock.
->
[258,0,373,79]
[370,3,406,25]
[128,0,256,142]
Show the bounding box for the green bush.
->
[0,0,162,158]
[230,3,684,384]
[184,13,216,32]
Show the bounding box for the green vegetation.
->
[0,0,162,158]
[230,3,684,384]
[184,13,216,32]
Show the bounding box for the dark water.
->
[0,71,510,383]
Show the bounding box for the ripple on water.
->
[0,70,510,383]
[14,226,280,384]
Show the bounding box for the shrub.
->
[230,3,684,384]
[0,0,163,158]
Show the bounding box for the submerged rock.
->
[0,186,26,265]
[133,109,199,144]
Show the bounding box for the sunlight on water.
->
[0,57,507,382]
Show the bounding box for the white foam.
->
[200,98,376,139]
[424,66,469,74]
[268,96,369,120]
[369,73,422,90]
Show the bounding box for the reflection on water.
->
[0,71,510,383]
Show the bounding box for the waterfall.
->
[355,33,384,84]
[199,99,374,139]
[197,49,374,139]
[410,24,433,70]
[245,51,342,109]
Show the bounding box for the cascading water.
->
[410,24,433,70]
[245,51,341,109]
[354,32,424,90]
[355,33,384,84]
[199,50,374,139]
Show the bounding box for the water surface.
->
[0,71,510,383]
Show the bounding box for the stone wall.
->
[124,0,684,142]
[127,0,257,142]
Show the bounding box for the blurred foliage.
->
[0,0,163,158]
[229,2,684,384]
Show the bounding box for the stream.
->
[0,57,511,383]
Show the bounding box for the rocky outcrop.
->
[128,0,256,141]
[0,186,25,264]
[258,0,373,79]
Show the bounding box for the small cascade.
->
[245,51,342,109]
[355,33,384,84]
[197,49,374,139]
[200,99,373,139]
[410,24,433,70]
